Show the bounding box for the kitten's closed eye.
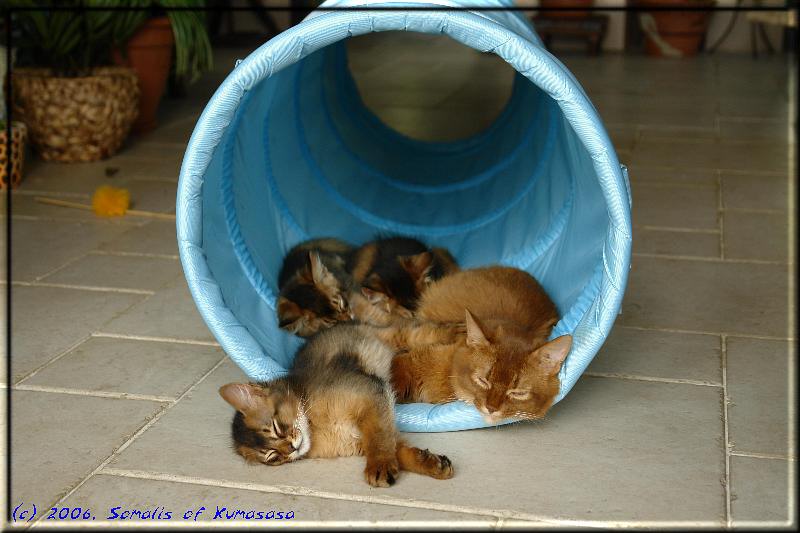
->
[332,294,349,314]
[263,449,284,465]
[505,389,530,401]
[472,374,490,390]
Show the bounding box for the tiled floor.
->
[2,30,795,529]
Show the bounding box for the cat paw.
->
[365,458,400,487]
[420,448,455,479]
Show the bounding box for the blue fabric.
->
[176,0,632,432]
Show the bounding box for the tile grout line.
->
[617,324,795,342]
[12,189,90,199]
[32,251,94,282]
[635,225,720,235]
[32,356,229,526]
[631,252,788,266]
[11,384,175,404]
[583,372,721,388]
[97,467,641,528]
[89,250,180,261]
[627,164,787,178]
[14,335,94,386]
[723,206,788,215]
[11,281,156,296]
[729,451,796,462]
[721,334,732,528]
[717,170,725,260]
[9,214,142,226]
[91,332,221,347]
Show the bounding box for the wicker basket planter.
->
[0,121,28,189]
[12,67,140,162]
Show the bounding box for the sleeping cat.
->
[376,266,572,424]
[219,324,454,487]
[277,238,356,337]
[348,236,459,320]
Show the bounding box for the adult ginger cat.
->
[382,266,573,424]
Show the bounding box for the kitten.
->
[348,236,459,320]
[377,266,572,425]
[277,238,356,337]
[219,324,455,487]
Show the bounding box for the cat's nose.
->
[479,406,503,423]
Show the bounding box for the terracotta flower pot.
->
[539,0,593,19]
[113,16,175,134]
[637,0,715,57]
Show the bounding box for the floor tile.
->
[125,180,178,213]
[726,337,793,457]
[99,277,214,342]
[631,183,719,230]
[626,166,719,187]
[592,94,718,128]
[0,289,6,383]
[730,455,793,525]
[630,138,788,173]
[619,256,790,337]
[604,124,639,153]
[718,118,789,142]
[106,159,183,182]
[10,390,164,512]
[111,141,187,167]
[372,106,508,142]
[98,220,179,257]
[718,96,789,119]
[19,159,119,196]
[109,360,726,522]
[0,388,6,520]
[3,219,132,282]
[721,172,790,211]
[60,474,489,524]
[633,227,720,258]
[22,336,224,399]
[10,286,143,382]
[143,115,199,146]
[637,124,717,141]
[589,327,721,384]
[723,211,789,263]
[41,254,183,291]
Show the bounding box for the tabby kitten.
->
[379,266,572,425]
[219,324,454,487]
[348,236,459,320]
[277,238,356,337]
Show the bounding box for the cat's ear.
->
[398,251,433,282]
[465,309,490,348]
[308,252,337,290]
[277,297,304,333]
[532,335,572,376]
[361,286,388,305]
[219,383,266,415]
[431,247,459,275]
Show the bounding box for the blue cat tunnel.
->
[177,0,633,432]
